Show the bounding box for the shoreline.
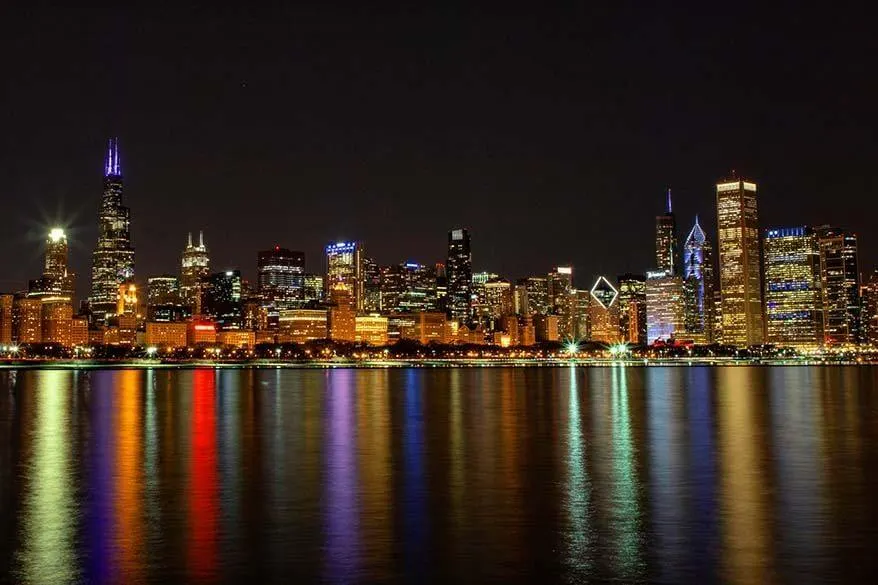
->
[0,357,873,369]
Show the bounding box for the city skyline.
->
[1,138,874,352]
[6,144,871,305]
[4,146,872,298]
[2,5,876,294]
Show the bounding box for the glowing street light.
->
[609,343,629,357]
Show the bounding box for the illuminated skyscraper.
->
[861,270,878,346]
[201,270,243,330]
[513,280,528,315]
[28,228,75,302]
[362,257,382,312]
[41,301,73,346]
[716,176,763,346]
[683,217,714,342]
[589,276,620,343]
[181,231,210,309]
[325,241,364,311]
[90,138,135,324]
[548,266,574,338]
[398,263,439,313]
[816,226,861,345]
[483,279,513,320]
[525,276,549,315]
[435,263,448,313]
[257,246,305,310]
[617,274,647,345]
[0,295,12,344]
[471,271,499,325]
[147,276,184,322]
[303,274,324,304]
[446,228,472,322]
[656,189,678,274]
[328,285,356,342]
[646,270,685,344]
[12,296,42,343]
[763,227,823,349]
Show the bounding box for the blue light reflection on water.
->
[0,366,877,584]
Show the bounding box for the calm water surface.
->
[1,366,877,584]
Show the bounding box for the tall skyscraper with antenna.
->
[89,138,135,325]
[181,231,210,311]
[655,189,678,275]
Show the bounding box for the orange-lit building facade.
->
[278,309,328,343]
[217,330,256,348]
[588,276,621,344]
[716,177,764,346]
[355,315,389,345]
[145,322,189,348]
[41,302,73,346]
[188,320,218,345]
[13,297,42,343]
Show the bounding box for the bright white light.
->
[49,228,66,242]
[146,346,158,356]
[610,343,629,356]
[565,341,579,355]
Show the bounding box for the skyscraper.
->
[325,241,364,311]
[547,266,574,338]
[589,276,620,343]
[90,138,135,324]
[362,257,382,313]
[446,228,472,323]
[201,270,243,330]
[181,231,210,310]
[682,217,714,342]
[646,270,685,344]
[147,276,183,322]
[483,279,513,320]
[816,226,861,345]
[524,276,549,315]
[398,263,440,313]
[763,227,823,349]
[861,270,878,347]
[257,246,305,310]
[617,273,647,345]
[716,176,764,346]
[656,189,678,274]
[303,274,325,304]
[28,228,75,302]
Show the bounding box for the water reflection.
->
[324,369,360,583]
[609,366,644,581]
[18,371,77,584]
[0,366,877,584]
[116,371,145,582]
[717,367,774,584]
[357,370,392,580]
[563,366,592,579]
[401,369,427,580]
[188,369,218,581]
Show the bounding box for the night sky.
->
[1,4,875,297]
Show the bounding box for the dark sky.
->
[1,3,875,296]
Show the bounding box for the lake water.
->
[1,366,877,584]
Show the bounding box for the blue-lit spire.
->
[105,137,121,177]
[686,216,707,244]
[666,188,673,213]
